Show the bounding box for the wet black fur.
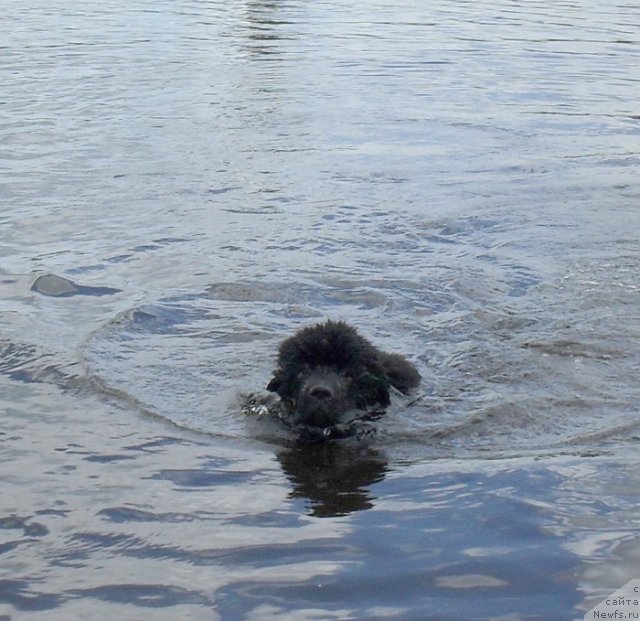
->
[267,320,420,428]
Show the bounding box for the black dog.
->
[267,320,420,430]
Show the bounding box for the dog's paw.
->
[241,392,284,418]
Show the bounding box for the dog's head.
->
[267,321,391,428]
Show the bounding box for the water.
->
[1,0,639,618]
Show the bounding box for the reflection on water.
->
[1,0,640,618]
[243,0,295,58]
[277,443,388,517]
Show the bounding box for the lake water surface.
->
[1,0,639,619]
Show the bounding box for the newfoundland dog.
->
[267,320,420,431]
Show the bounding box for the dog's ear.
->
[378,353,421,394]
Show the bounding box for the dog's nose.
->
[309,385,334,401]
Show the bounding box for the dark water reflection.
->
[277,443,388,517]
[2,0,640,618]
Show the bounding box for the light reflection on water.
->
[1,0,639,618]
